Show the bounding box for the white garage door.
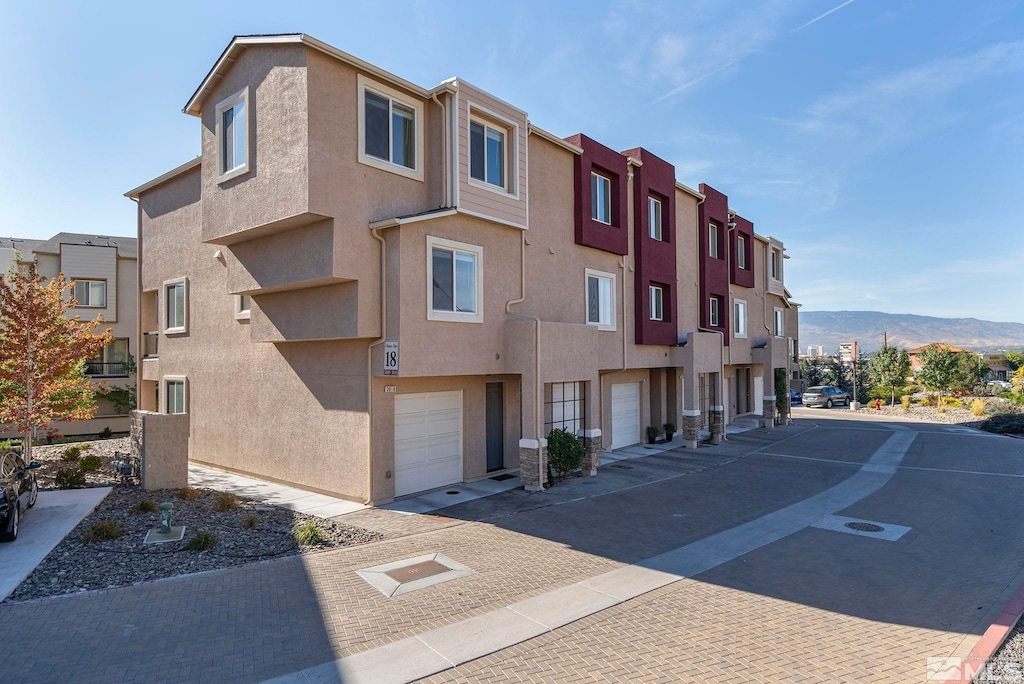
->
[394,391,463,497]
[610,382,641,450]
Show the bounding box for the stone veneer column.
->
[762,396,776,429]
[519,438,548,491]
[709,405,725,444]
[578,429,602,477]
[780,396,791,426]
[681,409,701,449]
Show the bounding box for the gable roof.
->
[32,232,137,259]
[0,237,44,253]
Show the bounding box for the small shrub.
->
[78,454,102,472]
[184,530,217,551]
[971,399,987,416]
[981,414,1024,435]
[900,395,911,412]
[55,468,86,489]
[61,446,82,462]
[99,427,113,439]
[241,515,259,529]
[664,422,676,436]
[83,520,123,543]
[213,492,239,512]
[178,486,203,500]
[985,398,1021,416]
[135,498,159,513]
[944,397,963,408]
[645,426,659,444]
[293,521,324,546]
[0,439,15,451]
[546,426,584,482]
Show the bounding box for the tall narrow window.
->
[591,172,611,224]
[359,76,422,179]
[774,308,785,337]
[710,297,720,327]
[734,300,747,337]
[650,285,664,321]
[586,270,615,330]
[164,379,185,414]
[165,280,185,332]
[470,120,506,188]
[216,88,249,181]
[709,223,719,259]
[73,280,106,308]
[648,197,663,240]
[737,235,746,269]
[428,237,483,323]
[771,249,781,280]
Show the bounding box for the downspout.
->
[366,225,388,505]
[505,232,543,488]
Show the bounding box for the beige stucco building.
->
[1,233,137,437]
[127,34,799,504]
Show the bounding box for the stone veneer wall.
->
[131,410,189,490]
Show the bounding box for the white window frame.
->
[468,114,516,196]
[214,87,250,184]
[591,172,612,224]
[737,235,746,270]
[585,268,616,331]
[357,75,424,182]
[426,236,484,324]
[710,296,720,327]
[163,277,188,335]
[72,279,107,308]
[648,196,663,241]
[770,248,782,281]
[733,299,747,338]
[649,285,664,321]
[235,294,251,321]
[709,223,719,259]
[774,307,785,337]
[162,376,187,415]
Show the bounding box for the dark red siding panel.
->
[730,214,755,288]
[565,134,629,255]
[698,183,731,343]
[624,147,677,345]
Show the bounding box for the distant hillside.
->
[800,311,1024,354]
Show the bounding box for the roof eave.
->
[125,157,202,198]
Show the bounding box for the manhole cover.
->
[845,522,884,533]
[384,560,450,583]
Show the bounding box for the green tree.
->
[951,352,987,395]
[799,358,826,387]
[868,346,911,405]
[1005,351,1024,372]
[916,344,960,405]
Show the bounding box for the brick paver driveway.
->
[3,412,1023,682]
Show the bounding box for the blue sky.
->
[1,1,1022,321]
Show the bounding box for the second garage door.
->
[394,391,463,497]
[610,382,641,450]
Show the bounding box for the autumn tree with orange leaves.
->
[0,262,111,459]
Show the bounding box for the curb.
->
[946,581,1024,683]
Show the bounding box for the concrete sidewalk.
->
[188,464,366,518]
[0,487,110,601]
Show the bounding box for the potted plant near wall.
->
[546,427,583,484]
[646,426,659,445]
[664,422,675,442]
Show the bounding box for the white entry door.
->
[394,391,463,497]
[610,382,641,450]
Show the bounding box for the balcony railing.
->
[143,331,159,358]
[85,361,130,378]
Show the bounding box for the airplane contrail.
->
[795,0,857,32]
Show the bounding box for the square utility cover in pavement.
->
[812,515,911,542]
[357,553,474,598]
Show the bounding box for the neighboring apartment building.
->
[127,34,798,504]
[0,234,137,436]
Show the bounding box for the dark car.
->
[803,385,850,409]
[0,450,41,542]
[790,389,803,405]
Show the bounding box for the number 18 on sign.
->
[383,341,399,376]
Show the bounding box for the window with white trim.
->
[771,248,782,280]
[163,378,186,415]
[164,278,187,333]
[734,300,747,337]
[235,295,251,320]
[215,87,249,182]
[710,296,720,327]
[585,269,615,330]
[591,172,611,224]
[737,235,746,269]
[709,223,719,259]
[648,196,663,240]
[427,236,483,323]
[649,285,664,321]
[470,119,506,189]
[357,76,423,181]
[73,279,106,308]
[545,382,584,436]
[774,308,785,337]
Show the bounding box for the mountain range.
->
[799,311,1024,354]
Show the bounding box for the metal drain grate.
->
[490,473,516,481]
[845,521,884,533]
[446,490,460,495]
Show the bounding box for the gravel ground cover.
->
[25,437,128,489]
[977,621,1024,682]
[845,403,986,426]
[5,485,383,603]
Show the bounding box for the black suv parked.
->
[0,448,41,542]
